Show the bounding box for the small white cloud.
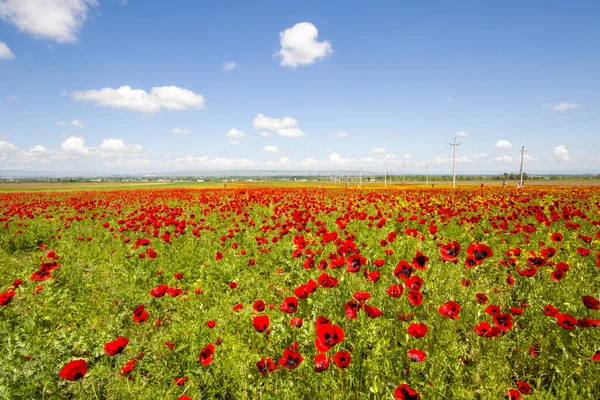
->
[61,136,88,155]
[171,128,191,135]
[99,138,125,151]
[71,119,84,128]
[495,140,512,149]
[329,152,342,164]
[229,140,241,145]
[6,95,17,101]
[455,130,468,137]
[253,113,298,131]
[0,41,16,60]
[0,140,18,151]
[404,154,412,159]
[277,128,306,138]
[260,131,272,138]
[472,152,487,159]
[553,102,578,111]
[264,145,279,152]
[223,61,239,71]
[56,121,67,126]
[277,22,333,68]
[329,131,348,138]
[495,155,514,163]
[279,156,290,164]
[28,145,48,153]
[301,158,318,167]
[227,128,246,139]
[72,85,205,114]
[370,147,387,154]
[553,145,570,162]
[0,0,97,44]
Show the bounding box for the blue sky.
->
[1,0,599,174]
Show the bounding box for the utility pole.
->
[450,137,460,189]
[519,145,525,187]
[426,163,428,186]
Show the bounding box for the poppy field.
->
[1,186,599,399]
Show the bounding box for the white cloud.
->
[277,22,332,68]
[329,131,348,138]
[404,154,412,159]
[61,136,88,155]
[495,140,512,149]
[301,158,318,167]
[229,140,241,145]
[72,85,205,114]
[553,102,578,112]
[0,0,97,44]
[171,128,190,135]
[99,138,125,152]
[277,128,306,138]
[6,95,17,101]
[472,152,487,159]
[253,113,298,131]
[260,131,272,138]
[455,130,468,137]
[370,147,387,154]
[329,152,342,164]
[264,145,279,152]
[0,41,15,59]
[28,144,48,153]
[167,156,256,169]
[223,61,239,71]
[56,120,67,126]
[227,128,246,139]
[0,140,18,151]
[553,145,570,162]
[279,156,290,164]
[70,119,84,128]
[495,155,514,163]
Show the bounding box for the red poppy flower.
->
[104,336,129,356]
[386,284,404,298]
[256,357,278,375]
[133,304,149,323]
[313,354,331,372]
[405,276,423,291]
[582,296,600,310]
[556,313,577,330]
[198,343,215,365]
[174,376,188,386]
[233,303,243,312]
[394,384,421,399]
[364,304,383,318]
[407,290,423,306]
[333,351,351,369]
[59,359,87,381]
[0,290,15,306]
[206,320,216,328]
[290,317,303,328]
[278,342,303,370]
[439,301,461,319]
[294,279,317,299]
[412,252,429,270]
[440,241,461,261]
[167,287,182,297]
[150,284,168,297]
[315,319,345,352]
[507,389,520,400]
[279,296,298,313]
[253,315,270,332]
[493,313,513,331]
[407,323,428,338]
[517,381,531,394]
[592,350,600,361]
[394,260,413,281]
[475,293,488,305]
[253,300,266,311]
[408,349,426,362]
[352,291,371,301]
[345,300,360,319]
[543,304,559,317]
[551,233,563,242]
[215,251,223,261]
[317,272,338,288]
[529,344,541,357]
[467,243,493,262]
[364,269,380,283]
[165,341,175,350]
[229,282,238,289]
[474,321,501,338]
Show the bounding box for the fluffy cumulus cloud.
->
[263,145,278,152]
[277,22,333,67]
[72,85,205,114]
[455,130,468,137]
[0,140,18,151]
[553,145,570,162]
[226,128,246,139]
[553,102,578,111]
[0,0,97,44]
[495,140,512,149]
[277,128,306,138]
[0,41,15,59]
[61,136,88,155]
[171,128,190,135]
[28,144,48,153]
[99,138,126,152]
[329,132,348,138]
[70,119,84,128]
[370,147,387,154]
[223,61,239,71]
[260,131,272,138]
[253,113,298,131]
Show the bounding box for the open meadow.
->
[1,185,599,399]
